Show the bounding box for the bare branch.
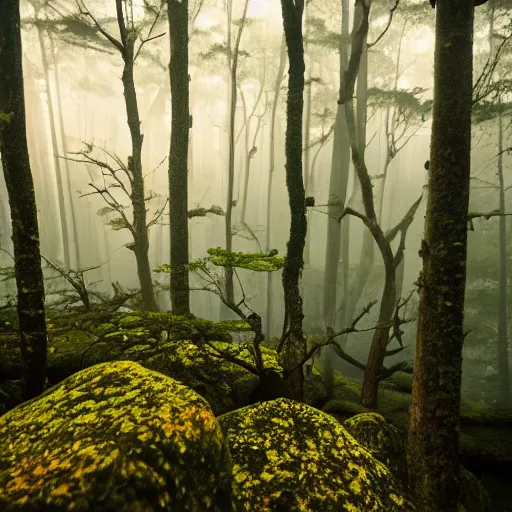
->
[367,0,400,49]
[76,0,124,53]
[286,300,378,374]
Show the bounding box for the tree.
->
[280,0,307,401]
[168,0,191,315]
[0,0,48,400]
[265,36,286,337]
[224,0,250,308]
[323,0,351,331]
[30,5,73,270]
[337,0,419,408]
[407,0,475,510]
[77,0,161,311]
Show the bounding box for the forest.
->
[0,0,512,511]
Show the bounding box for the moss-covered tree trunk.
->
[168,0,191,316]
[0,0,48,400]
[407,1,474,510]
[280,0,307,401]
[116,0,158,312]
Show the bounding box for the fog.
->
[1,0,510,404]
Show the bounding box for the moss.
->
[343,412,408,486]
[386,371,413,393]
[459,399,493,423]
[215,320,251,332]
[46,330,97,384]
[93,322,116,336]
[124,344,153,356]
[0,361,233,511]
[218,398,413,511]
[117,315,144,328]
[140,339,274,415]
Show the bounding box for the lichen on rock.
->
[343,412,408,486]
[218,398,414,511]
[0,361,233,511]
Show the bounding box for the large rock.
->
[218,398,413,511]
[343,412,408,486]
[0,361,233,511]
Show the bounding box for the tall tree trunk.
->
[407,1,474,510]
[323,0,350,330]
[239,78,265,224]
[35,19,71,269]
[347,1,372,324]
[0,0,48,400]
[337,0,370,343]
[116,0,158,311]
[496,105,510,408]
[224,0,249,308]
[48,31,81,269]
[302,3,312,266]
[280,0,307,401]
[168,0,191,315]
[339,0,416,409]
[266,37,286,337]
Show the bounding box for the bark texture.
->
[116,0,158,311]
[280,0,307,401]
[407,1,474,510]
[0,0,48,400]
[168,0,191,315]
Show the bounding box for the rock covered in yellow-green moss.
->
[343,412,408,486]
[139,338,281,415]
[218,398,414,511]
[0,361,233,511]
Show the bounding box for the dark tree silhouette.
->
[0,0,48,400]
[168,0,191,315]
[280,0,307,401]
[408,0,475,510]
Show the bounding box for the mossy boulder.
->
[321,372,512,474]
[135,339,280,415]
[385,371,413,393]
[0,361,233,511]
[343,412,408,486]
[0,330,99,384]
[218,398,413,511]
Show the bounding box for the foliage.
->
[155,248,285,274]
[367,87,432,119]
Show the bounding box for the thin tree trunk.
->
[338,1,371,345]
[303,5,312,267]
[48,31,81,269]
[280,0,307,401]
[323,0,350,330]
[224,0,250,307]
[168,0,191,315]
[0,0,48,400]
[239,88,264,224]
[266,37,286,337]
[496,106,510,408]
[116,0,158,311]
[35,20,71,269]
[407,0,474,509]
[339,0,417,409]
